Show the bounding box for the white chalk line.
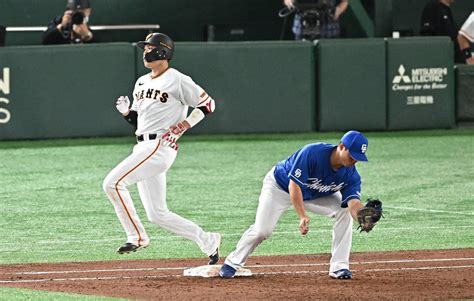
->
[11,257,474,275]
[252,265,474,276]
[1,265,473,284]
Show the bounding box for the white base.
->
[183,264,252,278]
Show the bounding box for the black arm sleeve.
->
[123,110,138,127]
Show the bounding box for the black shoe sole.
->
[117,245,147,254]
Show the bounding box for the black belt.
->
[136,134,158,142]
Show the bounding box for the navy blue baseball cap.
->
[341,130,369,162]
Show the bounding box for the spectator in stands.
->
[42,0,93,45]
[420,0,464,63]
[283,0,349,40]
[458,12,474,65]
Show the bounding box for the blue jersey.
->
[273,143,361,207]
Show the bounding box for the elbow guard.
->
[197,92,215,115]
[123,110,138,127]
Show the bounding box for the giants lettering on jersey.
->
[135,88,169,103]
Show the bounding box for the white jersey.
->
[459,12,474,42]
[131,67,207,136]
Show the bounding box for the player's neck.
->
[150,62,170,79]
[330,148,343,171]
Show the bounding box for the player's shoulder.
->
[167,67,186,78]
[136,73,150,83]
[303,142,336,153]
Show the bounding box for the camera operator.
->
[42,0,93,45]
[283,0,348,41]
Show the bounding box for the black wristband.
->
[123,110,138,127]
[462,48,472,59]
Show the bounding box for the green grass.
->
[0,287,125,300]
[0,130,473,264]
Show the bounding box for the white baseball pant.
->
[103,139,219,256]
[224,167,353,273]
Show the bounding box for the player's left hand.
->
[357,198,384,233]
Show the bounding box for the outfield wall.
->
[0,37,460,140]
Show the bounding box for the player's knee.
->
[102,177,120,195]
[254,228,272,240]
[148,210,171,225]
[102,178,113,194]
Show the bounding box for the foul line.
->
[11,257,474,275]
[1,265,473,284]
[252,265,474,276]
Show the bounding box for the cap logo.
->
[361,144,367,154]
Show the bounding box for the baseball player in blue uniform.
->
[220,130,369,279]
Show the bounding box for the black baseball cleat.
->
[117,243,147,254]
[329,269,353,280]
[208,249,219,265]
[208,233,221,265]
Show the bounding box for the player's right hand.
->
[299,216,310,235]
[116,96,130,114]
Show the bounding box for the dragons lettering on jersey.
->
[135,89,169,103]
[306,178,345,193]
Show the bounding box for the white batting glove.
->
[116,96,130,114]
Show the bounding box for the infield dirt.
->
[1,249,473,300]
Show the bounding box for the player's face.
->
[339,145,357,167]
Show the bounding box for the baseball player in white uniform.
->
[102,33,221,265]
[458,12,474,65]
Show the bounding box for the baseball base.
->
[183,264,252,278]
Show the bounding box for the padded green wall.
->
[135,42,315,134]
[386,37,455,130]
[0,43,135,139]
[0,38,460,140]
[317,39,386,131]
[455,65,474,122]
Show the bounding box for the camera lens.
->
[71,11,84,25]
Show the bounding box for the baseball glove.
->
[357,198,384,233]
